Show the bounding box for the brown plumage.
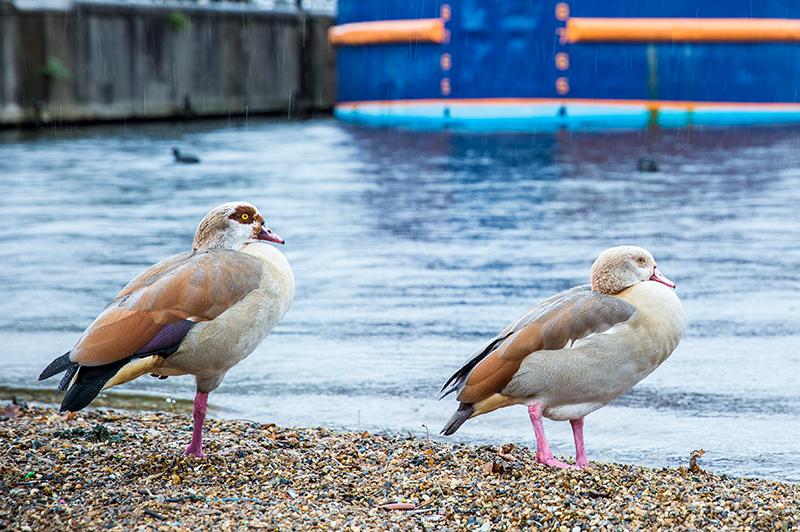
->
[440,246,684,469]
[455,291,635,405]
[38,201,294,458]
[70,251,264,367]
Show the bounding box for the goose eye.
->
[636,257,646,265]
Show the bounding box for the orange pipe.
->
[563,17,800,43]
[329,19,446,46]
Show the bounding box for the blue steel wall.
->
[337,0,800,104]
[565,0,800,103]
[337,2,447,102]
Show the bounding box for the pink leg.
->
[570,418,590,469]
[184,391,208,458]
[527,404,572,469]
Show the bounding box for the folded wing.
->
[440,287,636,435]
[439,284,592,399]
[69,249,265,367]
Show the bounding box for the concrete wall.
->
[0,1,336,126]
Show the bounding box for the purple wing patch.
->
[135,320,196,357]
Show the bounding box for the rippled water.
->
[1,120,799,481]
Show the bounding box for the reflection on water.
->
[1,120,799,481]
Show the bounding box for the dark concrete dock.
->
[0,0,335,126]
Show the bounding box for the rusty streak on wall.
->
[0,1,336,126]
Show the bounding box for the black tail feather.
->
[42,320,192,410]
[39,352,76,381]
[60,359,127,412]
[439,335,509,400]
[441,403,475,436]
[57,365,79,392]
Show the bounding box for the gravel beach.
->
[2,402,798,530]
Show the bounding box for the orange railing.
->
[329,19,446,46]
[563,18,800,43]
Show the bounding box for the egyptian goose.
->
[38,202,294,457]
[440,246,684,469]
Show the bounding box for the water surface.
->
[1,120,798,481]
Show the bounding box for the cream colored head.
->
[192,202,285,251]
[590,246,676,294]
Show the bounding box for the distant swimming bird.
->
[636,157,658,172]
[440,246,684,469]
[39,202,293,457]
[172,147,200,164]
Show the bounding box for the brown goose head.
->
[192,202,284,251]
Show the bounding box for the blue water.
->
[1,120,799,481]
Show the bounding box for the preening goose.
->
[39,202,294,457]
[440,246,684,469]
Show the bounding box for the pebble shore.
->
[2,403,798,530]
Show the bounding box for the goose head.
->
[192,202,284,251]
[590,245,675,295]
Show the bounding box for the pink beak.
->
[650,267,676,289]
[256,226,285,245]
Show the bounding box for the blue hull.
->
[334,1,800,131]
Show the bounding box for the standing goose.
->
[38,202,294,457]
[440,246,684,469]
